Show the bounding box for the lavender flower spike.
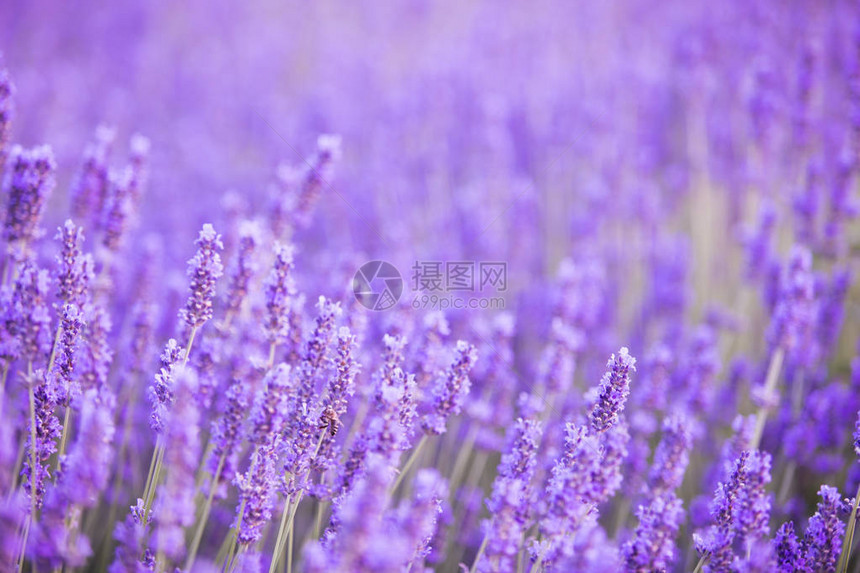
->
[153,366,201,563]
[622,493,685,572]
[264,242,297,348]
[2,144,55,256]
[55,220,93,308]
[235,440,280,546]
[768,245,816,358]
[179,223,224,330]
[422,340,478,435]
[589,347,636,434]
[222,219,263,322]
[147,339,184,434]
[0,68,13,165]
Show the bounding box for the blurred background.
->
[0,0,857,345]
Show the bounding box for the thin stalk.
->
[19,370,37,570]
[341,400,369,454]
[8,434,26,499]
[183,326,198,366]
[46,324,62,379]
[55,406,72,468]
[17,515,32,572]
[469,530,489,573]
[142,441,166,525]
[268,342,277,369]
[750,348,785,450]
[270,433,326,573]
[194,442,216,491]
[391,435,428,494]
[222,499,246,573]
[186,452,227,571]
[286,525,294,573]
[268,497,293,573]
[0,363,8,418]
[227,545,246,573]
[838,481,860,573]
[448,425,478,489]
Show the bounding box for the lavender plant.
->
[1,2,860,572]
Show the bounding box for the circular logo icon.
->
[353,260,403,311]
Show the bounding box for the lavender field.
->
[1,1,860,572]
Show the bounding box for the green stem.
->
[55,407,72,471]
[469,531,489,573]
[270,432,326,572]
[223,499,246,573]
[21,376,37,570]
[185,452,226,571]
[750,347,785,450]
[838,481,860,573]
[183,326,198,366]
[286,524,294,573]
[391,435,428,494]
[142,442,166,526]
[268,497,293,573]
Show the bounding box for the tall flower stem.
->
[391,435,428,494]
[185,452,227,571]
[268,496,294,573]
[222,499,246,572]
[141,326,198,529]
[269,432,326,573]
[56,406,72,463]
[20,369,37,572]
[838,481,860,573]
[750,348,784,450]
[469,531,490,573]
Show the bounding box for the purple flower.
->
[622,493,685,572]
[0,68,13,165]
[235,440,280,545]
[422,340,478,435]
[800,485,848,572]
[13,259,52,367]
[78,302,113,393]
[250,364,291,446]
[589,347,636,434]
[70,126,114,226]
[50,303,84,406]
[147,339,184,434]
[31,388,116,569]
[54,220,93,308]
[291,134,342,229]
[696,450,773,572]
[536,318,582,395]
[222,219,262,322]
[773,521,802,573]
[264,242,298,348]
[305,453,401,572]
[537,424,603,568]
[102,166,135,252]
[208,375,250,494]
[2,144,55,254]
[21,375,61,510]
[647,415,692,497]
[314,327,359,471]
[768,246,817,359]
[179,223,224,330]
[153,366,201,561]
[481,418,543,571]
[395,469,446,569]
